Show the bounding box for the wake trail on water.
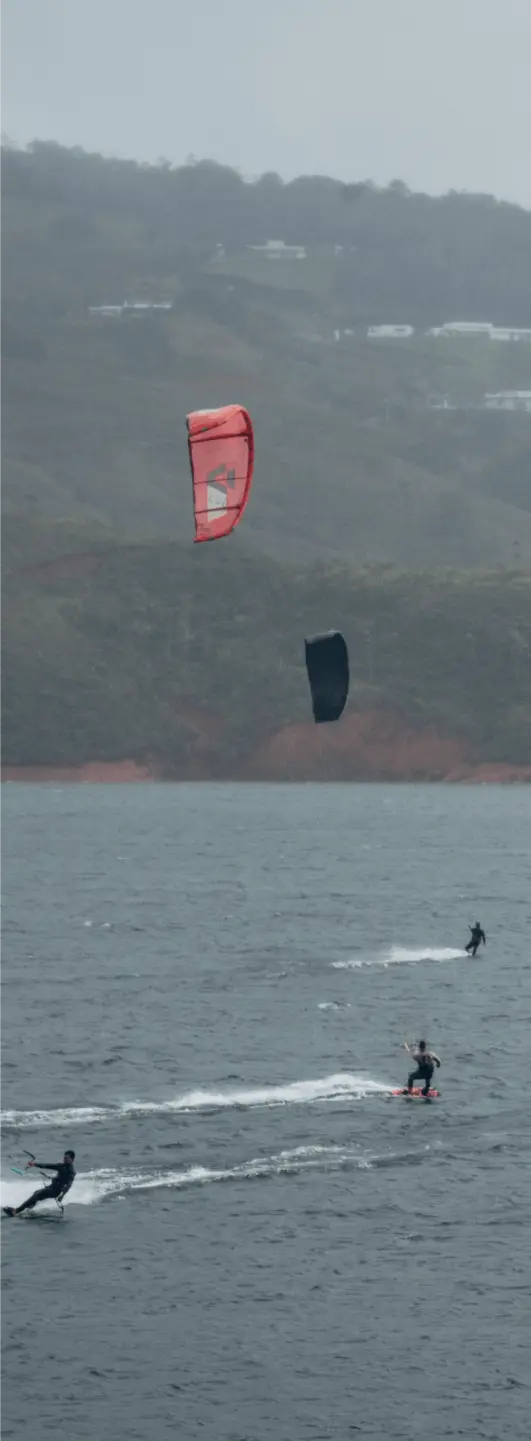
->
[0,1072,391,1131]
[333,946,465,971]
[1,1136,442,1211]
[2,1139,434,1210]
[1,1148,369,1209]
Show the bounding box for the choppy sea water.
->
[2,782,531,1441]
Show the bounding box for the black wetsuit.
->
[465,926,486,957]
[15,1159,75,1214]
[408,1053,435,1096]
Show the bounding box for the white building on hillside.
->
[490,326,531,342]
[367,324,414,338]
[247,239,306,260]
[484,391,531,411]
[440,321,493,337]
[89,301,172,316]
[88,305,123,317]
[123,301,172,312]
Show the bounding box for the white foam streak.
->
[318,1001,351,1011]
[0,1073,387,1130]
[2,1143,373,1210]
[333,946,464,970]
[388,946,464,964]
[172,1073,385,1110]
[1,1105,110,1128]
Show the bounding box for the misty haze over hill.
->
[3,0,531,206]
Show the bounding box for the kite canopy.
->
[305,631,349,723]
[186,404,254,543]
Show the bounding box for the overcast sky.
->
[2,0,530,206]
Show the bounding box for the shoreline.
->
[3,762,531,785]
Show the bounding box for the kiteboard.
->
[3,1205,64,1220]
[391,1087,439,1100]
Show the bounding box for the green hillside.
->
[3,517,531,774]
[2,142,531,568]
[2,144,531,776]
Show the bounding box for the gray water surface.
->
[2,783,531,1440]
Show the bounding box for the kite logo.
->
[206,482,227,515]
[206,464,236,516]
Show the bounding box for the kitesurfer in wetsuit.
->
[465,922,486,957]
[3,1152,76,1216]
[404,1040,441,1096]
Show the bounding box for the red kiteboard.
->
[391,1087,439,1099]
